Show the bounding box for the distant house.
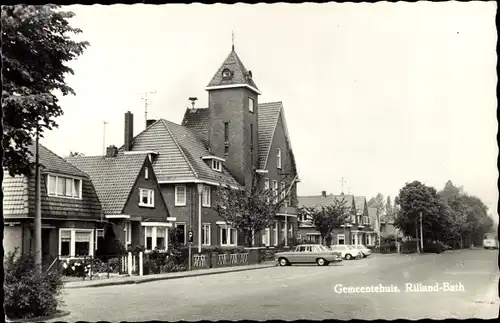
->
[66,146,171,251]
[367,207,401,243]
[116,47,299,249]
[353,196,376,246]
[3,143,103,266]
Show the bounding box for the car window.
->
[298,246,307,252]
[306,246,312,252]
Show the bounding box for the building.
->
[353,196,377,246]
[3,143,103,266]
[117,46,299,249]
[66,146,171,251]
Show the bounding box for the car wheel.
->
[316,258,327,266]
[345,254,352,260]
[278,258,289,266]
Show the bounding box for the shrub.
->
[400,240,418,254]
[4,249,64,320]
[423,241,446,254]
[379,242,397,254]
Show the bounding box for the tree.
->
[368,193,385,218]
[2,5,89,176]
[386,196,393,221]
[297,197,350,246]
[213,173,290,247]
[95,223,126,261]
[68,151,84,157]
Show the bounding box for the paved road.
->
[55,249,498,321]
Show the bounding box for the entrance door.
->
[42,228,53,269]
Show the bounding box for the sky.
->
[41,2,498,220]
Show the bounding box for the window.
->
[47,175,81,199]
[212,160,222,172]
[288,224,293,238]
[59,229,94,258]
[156,227,166,249]
[145,167,149,179]
[264,178,270,203]
[249,97,254,113]
[262,228,270,246]
[277,148,282,169]
[202,223,211,246]
[337,234,345,245]
[202,185,211,207]
[175,185,187,206]
[280,182,286,201]
[175,223,186,244]
[273,221,278,246]
[123,222,131,246]
[224,122,229,143]
[139,189,154,207]
[273,180,278,203]
[221,227,237,246]
[145,227,153,250]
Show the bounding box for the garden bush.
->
[423,241,446,254]
[400,240,418,254]
[379,242,397,254]
[4,249,64,320]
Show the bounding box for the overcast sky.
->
[42,2,498,219]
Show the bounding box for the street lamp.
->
[197,184,203,254]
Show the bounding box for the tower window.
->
[222,68,232,79]
[224,122,229,143]
[277,148,282,169]
[249,97,255,113]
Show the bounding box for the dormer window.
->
[47,174,82,199]
[145,167,149,179]
[222,68,232,79]
[277,148,282,169]
[212,160,222,172]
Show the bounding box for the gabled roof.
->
[66,153,149,215]
[354,196,367,215]
[27,143,87,177]
[258,102,282,169]
[181,108,210,145]
[119,119,241,188]
[206,48,260,93]
[298,194,355,209]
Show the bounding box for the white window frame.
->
[145,167,149,179]
[212,159,222,172]
[202,223,211,246]
[202,185,211,207]
[262,227,271,247]
[264,178,270,203]
[220,226,238,246]
[249,97,255,113]
[175,222,187,244]
[139,188,155,207]
[280,182,286,201]
[337,234,345,245]
[273,180,278,203]
[59,228,94,258]
[277,148,282,169]
[143,226,167,250]
[47,174,83,200]
[273,221,278,246]
[175,185,187,206]
[123,222,132,246]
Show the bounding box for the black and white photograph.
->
[2,1,498,321]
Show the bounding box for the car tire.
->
[316,258,327,266]
[345,254,352,260]
[278,258,289,266]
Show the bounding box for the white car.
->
[330,245,363,260]
[350,244,372,258]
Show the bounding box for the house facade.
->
[3,143,103,266]
[118,47,299,250]
[66,146,171,251]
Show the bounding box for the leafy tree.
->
[68,151,85,157]
[2,5,89,176]
[386,196,393,220]
[95,223,126,261]
[298,197,350,246]
[213,173,289,247]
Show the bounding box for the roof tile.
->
[207,49,259,91]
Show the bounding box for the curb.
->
[65,264,277,289]
[5,310,70,323]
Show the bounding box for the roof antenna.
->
[189,97,198,109]
[232,30,235,51]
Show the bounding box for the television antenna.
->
[141,91,156,128]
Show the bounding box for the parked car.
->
[275,244,343,266]
[350,244,372,258]
[483,238,499,250]
[330,245,363,260]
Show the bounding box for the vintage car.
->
[329,245,363,260]
[350,244,372,258]
[275,244,343,266]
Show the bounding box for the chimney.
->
[124,111,134,151]
[106,145,118,158]
[188,97,198,109]
[321,191,327,198]
[146,119,156,128]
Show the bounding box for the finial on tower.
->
[232,30,235,51]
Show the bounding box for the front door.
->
[42,228,53,268]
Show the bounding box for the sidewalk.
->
[64,261,277,289]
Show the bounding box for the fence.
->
[46,254,131,281]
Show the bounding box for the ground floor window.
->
[124,222,132,246]
[202,223,211,246]
[175,223,186,244]
[307,234,321,244]
[288,224,293,239]
[337,234,345,245]
[273,221,278,246]
[221,227,237,246]
[59,229,94,258]
[262,228,270,246]
[144,226,168,250]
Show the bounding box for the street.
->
[56,249,498,321]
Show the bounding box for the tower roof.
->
[206,48,261,94]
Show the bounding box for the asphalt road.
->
[55,249,498,321]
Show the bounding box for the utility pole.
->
[34,123,42,272]
[141,91,156,128]
[420,211,424,251]
[102,121,108,155]
[416,217,420,253]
